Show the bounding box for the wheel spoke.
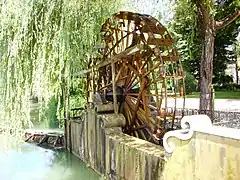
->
[86,11,185,145]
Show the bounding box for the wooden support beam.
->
[71,44,150,77]
[141,25,165,35]
[111,61,118,114]
[160,56,179,62]
[148,37,172,46]
[53,136,60,148]
[38,134,48,145]
[25,134,33,142]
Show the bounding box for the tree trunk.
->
[199,29,214,113]
[236,62,239,84]
[235,46,239,85]
[196,1,215,117]
[195,1,240,118]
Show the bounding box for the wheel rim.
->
[87,11,185,144]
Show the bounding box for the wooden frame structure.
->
[80,11,185,144]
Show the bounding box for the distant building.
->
[225,63,240,84]
[225,36,240,85]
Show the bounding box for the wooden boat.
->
[24,129,65,150]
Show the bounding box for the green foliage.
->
[69,77,87,109]
[213,0,240,84]
[169,0,240,84]
[184,72,197,94]
[44,96,59,128]
[214,83,240,91]
[168,0,201,78]
[213,73,234,86]
[0,0,123,131]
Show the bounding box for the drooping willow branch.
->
[0,0,123,132]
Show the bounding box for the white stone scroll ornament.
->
[163,115,212,154]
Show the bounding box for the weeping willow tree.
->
[0,0,124,133]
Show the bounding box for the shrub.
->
[213,83,240,91]
[45,97,59,128]
[184,72,197,94]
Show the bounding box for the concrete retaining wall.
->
[65,107,166,180]
[66,107,240,180]
[163,115,240,180]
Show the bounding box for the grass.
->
[186,91,240,99]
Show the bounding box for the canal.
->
[0,135,100,180]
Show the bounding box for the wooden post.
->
[111,61,118,114]
[211,85,215,121]
[89,60,95,109]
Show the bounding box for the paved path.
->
[166,98,240,112]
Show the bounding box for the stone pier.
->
[65,105,166,179]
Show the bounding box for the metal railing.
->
[167,107,240,124]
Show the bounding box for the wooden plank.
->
[114,11,137,21]
[148,37,172,46]
[71,44,150,77]
[25,134,33,142]
[141,25,165,35]
[126,19,131,47]
[113,16,164,35]
[110,44,148,61]
[111,62,118,114]
[131,124,147,131]
[38,134,48,144]
[161,56,179,62]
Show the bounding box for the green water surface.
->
[0,135,100,180]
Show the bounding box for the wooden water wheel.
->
[87,11,185,144]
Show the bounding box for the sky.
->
[123,0,240,41]
[122,0,174,25]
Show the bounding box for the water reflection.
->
[0,140,100,180]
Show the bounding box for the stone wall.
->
[163,115,240,180]
[65,107,166,180]
[66,107,240,180]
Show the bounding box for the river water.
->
[0,135,100,180]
